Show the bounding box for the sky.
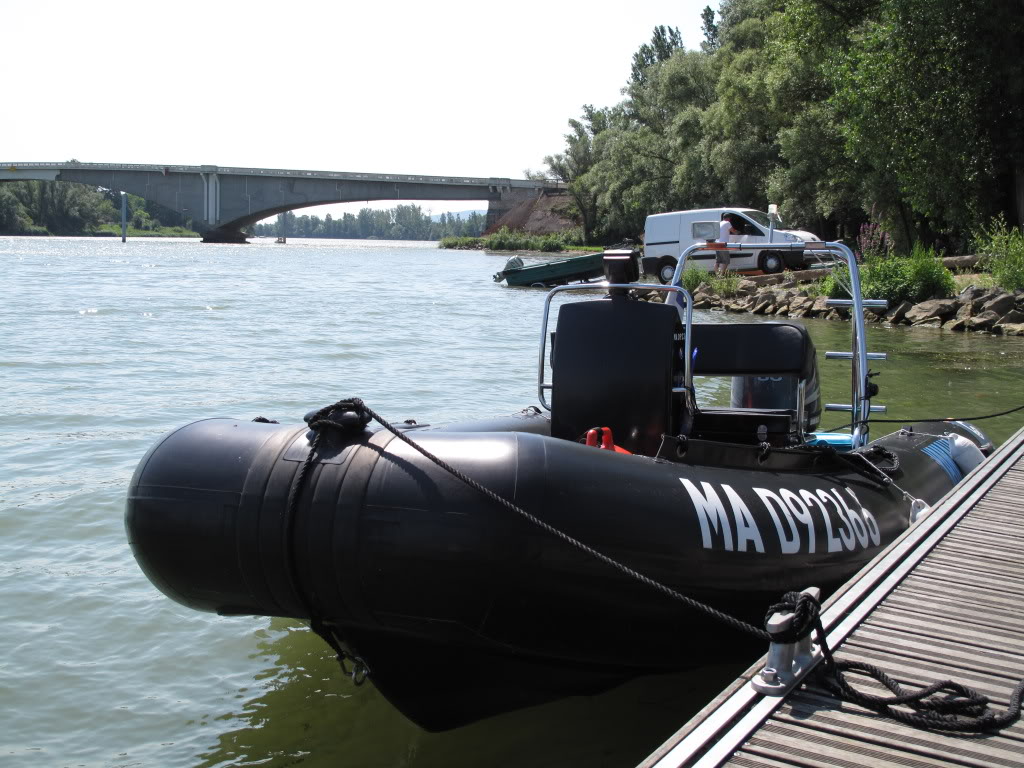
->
[4,0,711,219]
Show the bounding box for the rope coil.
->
[766,592,1024,732]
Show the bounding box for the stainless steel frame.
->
[673,240,883,448]
[538,241,883,449]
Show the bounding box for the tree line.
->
[0,180,190,235]
[252,205,487,240]
[543,0,1023,252]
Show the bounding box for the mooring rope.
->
[770,591,1024,732]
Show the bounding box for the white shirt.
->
[719,219,734,243]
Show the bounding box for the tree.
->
[700,5,720,53]
[545,105,610,243]
[630,25,684,86]
[0,185,33,233]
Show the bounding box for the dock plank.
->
[640,427,1024,768]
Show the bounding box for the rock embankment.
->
[648,275,1024,336]
[486,191,578,235]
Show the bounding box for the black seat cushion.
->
[550,299,680,456]
[690,322,815,381]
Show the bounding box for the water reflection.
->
[195,619,745,768]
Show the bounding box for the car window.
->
[734,215,765,236]
[740,209,772,228]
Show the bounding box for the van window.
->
[691,221,719,240]
[740,210,772,228]
[732,215,765,237]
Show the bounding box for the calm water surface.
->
[2,236,1022,768]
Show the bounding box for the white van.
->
[641,207,821,283]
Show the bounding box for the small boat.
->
[275,236,286,244]
[126,245,991,731]
[493,251,607,287]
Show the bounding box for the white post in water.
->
[120,192,127,243]
[768,203,779,243]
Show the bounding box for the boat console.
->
[538,243,871,457]
[688,321,821,447]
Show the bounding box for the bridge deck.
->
[641,425,1024,768]
[0,161,563,189]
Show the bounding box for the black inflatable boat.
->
[126,244,991,731]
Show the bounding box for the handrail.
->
[0,161,564,189]
[537,282,695,412]
[671,240,875,448]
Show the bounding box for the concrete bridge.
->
[0,161,564,242]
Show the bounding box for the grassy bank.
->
[440,226,602,253]
[92,224,200,238]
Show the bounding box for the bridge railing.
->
[0,161,565,190]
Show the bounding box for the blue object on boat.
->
[807,432,855,451]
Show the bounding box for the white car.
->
[641,207,821,283]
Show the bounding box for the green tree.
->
[630,24,685,85]
[0,185,34,233]
[700,5,720,53]
[545,105,610,243]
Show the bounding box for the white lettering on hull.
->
[680,480,766,553]
[682,479,884,554]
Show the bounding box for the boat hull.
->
[496,252,606,286]
[126,413,982,729]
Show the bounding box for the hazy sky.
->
[5,0,711,218]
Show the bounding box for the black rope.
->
[859,444,900,475]
[769,591,1024,733]
[764,590,822,644]
[823,403,1024,434]
[806,443,900,490]
[282,402,371,683]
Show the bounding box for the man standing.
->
[716,213,738,276]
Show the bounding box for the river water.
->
[2,236,1022,768]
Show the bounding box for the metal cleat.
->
[751,586,824,696]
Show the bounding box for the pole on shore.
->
[121,192,128,243]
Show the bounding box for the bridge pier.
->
[201,227,250,244]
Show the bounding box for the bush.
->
[439,227,605,252]
[709,273,740,297]
[901,242,957,302]
[823,243,955,305]
[679,264,713,293]
[855,221,892,262]
[439,236,484,249]
[480,227,600,253]
[803,278,829,299]
[976,215,1024,292]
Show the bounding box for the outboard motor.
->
[730,370,821,435]
[689,322,821,445]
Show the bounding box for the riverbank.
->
[442,238,604,254]
[644,266,1024,336]
[439,226,603,254]
[7,225,201,238]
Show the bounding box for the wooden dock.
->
[641,425,1024,768]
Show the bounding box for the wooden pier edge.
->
[639,425,1024,768]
